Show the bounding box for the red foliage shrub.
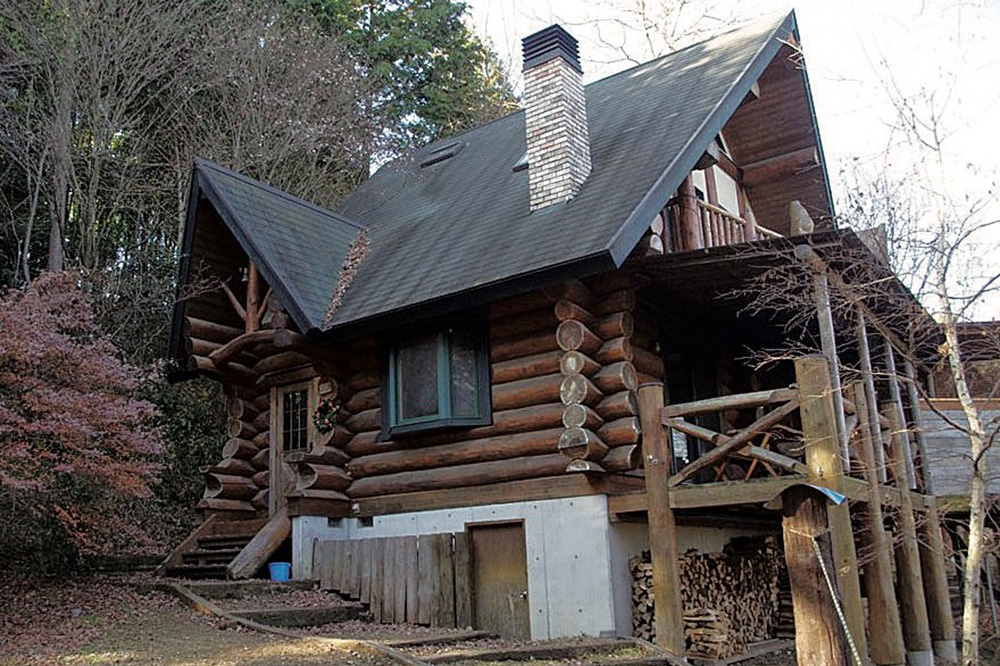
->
[0,272,163,564]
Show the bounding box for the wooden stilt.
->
[903,361,958,661]
[884,403,934,666]
[882,341,917,489]
[849,383,906,666]
[780,485,849,666]
[856,310,887,482]
[637,383,684,656]
[794,357,868,661]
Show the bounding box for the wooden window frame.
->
[382,324,491,438]
[273,378,320,454]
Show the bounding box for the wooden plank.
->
[393,536,408,622]
[405,537,419,623]
[360,539,372,605]
[317,541,335,590]
[794,357,868,661]
[661,388,796,417]
[433,533,456,628]
[668,476,808,509]
[636,383,684,657]
[227,509,290,580]
[370,538,384,623]
[330,540,343,592]
[350,539,363,600]
[382,538,397,623]
[418,535,435,625]
[453,533,473,630]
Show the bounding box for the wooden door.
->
[469,522,530,639]
[270,381,316,516]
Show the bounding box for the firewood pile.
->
[629,536,785,658]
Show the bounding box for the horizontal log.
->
[252,470,269,488]
[345,388,380,413]
[597,391,638,420]
[347,428,563,479]
[493,351,563,385]
[204,473,258,501]
[594,337,633,364]
[253,393,272,412]
[251,447,270,470]
[222,438,259,460]
[556,320,602,355]
[604,444,641,472]
[662,388,797,418]
[344,431,381,457]
[743,445,808,475]
[742,146,819,187]
[554,299,596,326]
[196,498,255,513]
[316,425,353,449]
[285,445,351,467]
[188,337,221,357]
[592,361,638,395]
[565,460,606,474]
[558,428,608,461]
[188,355,258,386]
[202,457,256,477]
[348,454,570,498]
[491,331,558,363]
[296,463,351,492]
[210,330,276,365]
[347,369,380,392]
[559,351,600,377]
[257,366,315,390]
[273,328,306,349]
[251,488,269,511]
[228,418,258,440]
[632,346,665,380]
[592,312,634,340]
[489,290,556,320]
[590,289,635,316]
[585,272,632,295]
[252,430,271,448]
[598,417,642,447]
[226,397,257,421]
[559,374,603,406]
[493,373,563,412]
[289,488,350,501]
[345,408,381,433]
[255,351,312,377]
[185,316,243,344]
[490,307,559,340]
[562,403,604,430]
[252,410,270,432]
[543,280,594,307]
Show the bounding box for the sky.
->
[464,0,1000,317]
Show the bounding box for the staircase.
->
[161,516,269,579]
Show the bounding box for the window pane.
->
[450,330,478,417]
[282,389,309,451]
[398,333,439,420]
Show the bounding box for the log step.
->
[198,535,255,550]
[228,604,368,627]
[164,563,230,579]
[183,579,316,599]
[181,547,245,565]
[412,638,638,664]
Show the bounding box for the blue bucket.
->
[268,561,291,582]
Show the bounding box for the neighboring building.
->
[161,12,958,664]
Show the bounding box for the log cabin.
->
[162,12,960,664]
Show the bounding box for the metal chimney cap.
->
[522,25,582,73]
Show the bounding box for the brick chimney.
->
[522,25,591,211]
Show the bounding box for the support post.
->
[903,361,958,661]
[780,485,849,666]
[849,383,906,666]
[678,176,703,251]
[882,340,917,489]
[794,357,868,661]
[246,261,260,334]
[856,310,888,482]
[885,403,935,666]
[637,383,685,656]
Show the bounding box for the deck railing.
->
[697,200,753,248]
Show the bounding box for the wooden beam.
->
[666,398,800,487]
[742,147,819,187]
[661,388,796,418]
[780,485,850,666]
[857,310,889,482]
[662,416,807,474]
[227,508,291,579]
[670,475,807,509]
[884,403,934,666]
[246,261,260,333]
[220,282,247,322]
[794,357,868,661]
[637,383,685,656]
[882,340,918,489]
[848,384,906,666]
[209,329,275,365]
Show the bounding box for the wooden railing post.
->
[637,382,685,656]
[884,402,935,666]
[794,357,868,661]
[849,383,906,666]
[678,176,703,251]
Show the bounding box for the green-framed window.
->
[384,327,490,436]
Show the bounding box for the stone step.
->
[228,603,367,628]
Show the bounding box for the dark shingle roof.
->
[192,159,362,330]
[178,12,801,338]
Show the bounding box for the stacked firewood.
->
[630,536,784,656]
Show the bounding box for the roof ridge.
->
[194,158,366,231]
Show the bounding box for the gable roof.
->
[173,11,826,344]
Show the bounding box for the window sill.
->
[382,415,492,440]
